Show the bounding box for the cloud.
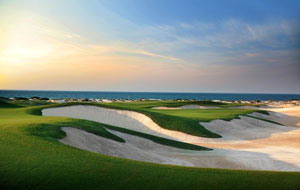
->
[0,13,180,70]
[1,3,299,93]
[134,19,300,52]
[89,44,179,61]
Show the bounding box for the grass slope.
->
[0,104,300,189]
[30,104,209,151]
[103,124,210,151]
[246,115,283,125]
[0,100,23,108]
[30,101,270,138]
[88,101,268,138]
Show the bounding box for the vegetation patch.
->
[246,115,283,126]
[104,124,211,151]
[0,101,299,190]
[92,101,268,138]
[0,101,23,108]
[29,101,271,138]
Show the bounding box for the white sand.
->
[253,105,300,127]
[60,127,300,171]
[60,127,193,166]
[42,104,300,171]
[42,105,177,140]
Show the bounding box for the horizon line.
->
[1,89,300,95]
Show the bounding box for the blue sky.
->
[0,0,299,93]
[100,0,300,24]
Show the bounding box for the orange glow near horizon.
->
[0,13,187,91]
[1,1,299,93]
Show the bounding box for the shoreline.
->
[1,90,300,102]
[1,96,300,105]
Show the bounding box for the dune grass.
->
[0,102,300,189]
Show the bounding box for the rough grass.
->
[0,104,300,189]
[11,100,54,106]
[88,101,269,138]
[0,100,23,108]
[27,121,126,143]
[246,115,283,125]
[103,124,210,151]
[28,100,271,138]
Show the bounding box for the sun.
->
[0,18,53,65]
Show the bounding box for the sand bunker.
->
[42,105,300,171]
[254,105,300,127]
[43,105,177,140]
[61,127,299,171]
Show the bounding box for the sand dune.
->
[60,127,193,167]
[251,105,300,127]
[42,105,300,171]
[60,127,300,171]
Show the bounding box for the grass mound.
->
[0,101,22,108]
[93,101,267,138]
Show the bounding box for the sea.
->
[0,90,300,101]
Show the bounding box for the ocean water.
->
[0,90,300,101]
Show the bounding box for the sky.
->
[0,0,299,93]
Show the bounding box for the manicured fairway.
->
[94,100,269,138]
[0,101,299,190]
[149,108,257,121]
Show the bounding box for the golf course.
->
[1,100,300,190]
[1,0,300,189]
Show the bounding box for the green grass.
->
[246,115,283,126]
[93,100,259,109]
[103,124,210,151]
[26,100,269,138]
[83,101,269,138]
[28,104,209,151]
[11,100,55,106]
[149,109,261,121]
[0,103,300,189]
[0,100,23,108]
[27,100,270,138]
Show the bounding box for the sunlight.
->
[0,18,53,65]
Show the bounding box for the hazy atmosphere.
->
[0,0,300,93]
[1,1,300,190]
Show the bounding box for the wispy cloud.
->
[133,19,300,52]
[1,1,299,93]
